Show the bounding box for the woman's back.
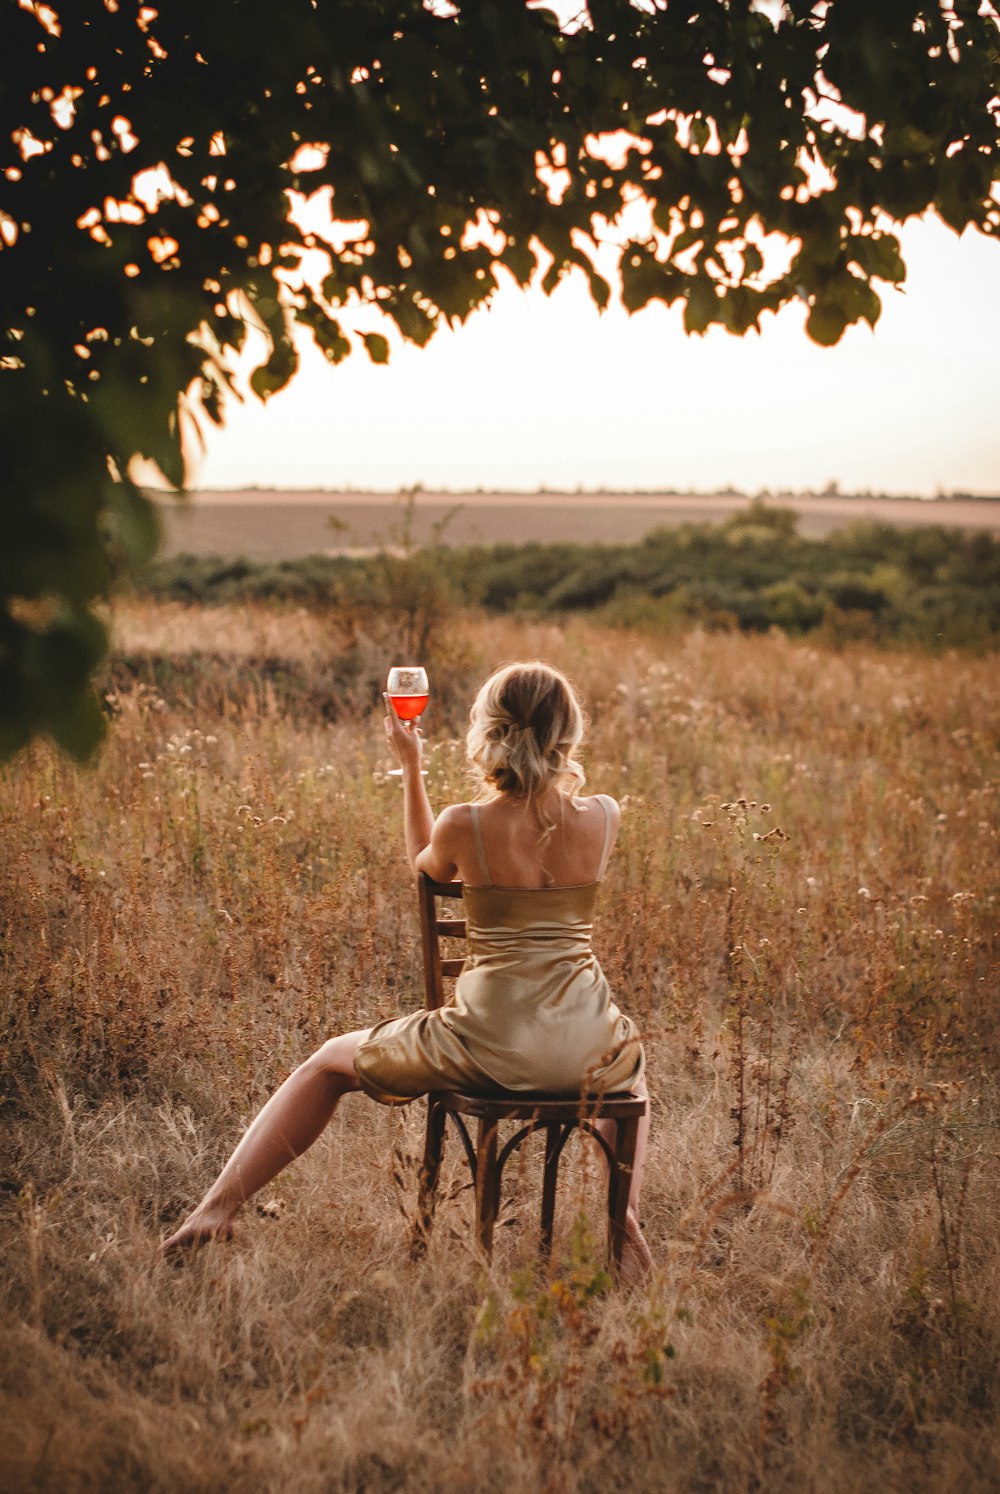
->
[450,790,620,890]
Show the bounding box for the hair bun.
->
[467,661,586,801]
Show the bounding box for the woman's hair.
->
[466,661,586,802]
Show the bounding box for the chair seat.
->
[431,1089,646,1121]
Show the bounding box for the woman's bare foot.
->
[161,1207,237,1258]
[618,1208,654,1285]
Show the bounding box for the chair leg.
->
[474,1116,500,1258]
[608,1115,639,1274]
[415,1096,447,1252]
[540,1122,561,1260]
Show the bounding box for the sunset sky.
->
[193,213,999,498]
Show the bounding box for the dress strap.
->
[469,804,492,885]
[595,794,616,881]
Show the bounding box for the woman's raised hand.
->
[383,692,424,774]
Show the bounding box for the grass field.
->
[158,490,1000,559]
[2,602,998,1492]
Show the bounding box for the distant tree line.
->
[134,503,999,649]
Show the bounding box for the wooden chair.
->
[415,873,646,1272]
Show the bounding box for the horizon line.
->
[147,485,1000,503]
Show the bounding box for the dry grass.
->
[1,605,998,1493]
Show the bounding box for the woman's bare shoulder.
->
[436,801,472,821]
[433,802,473,836]
[573,792,621,817]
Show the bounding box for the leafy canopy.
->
[2,0,998,757]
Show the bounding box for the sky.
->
[191,214,1000,497]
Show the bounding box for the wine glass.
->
[385,665,429,776]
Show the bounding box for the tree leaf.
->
[742,244,763,279]
[806,302,849,347]
[108,482,162,567]
[866,235,906,285]
[362,332,391,365]
[46,685,107,762]
[684,279,717,336]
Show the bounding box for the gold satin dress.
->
[354,799,644,1105]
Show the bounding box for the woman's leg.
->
[162,1029,370,1252]
[594,1077,653,1279]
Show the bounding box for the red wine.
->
[389,693,428,721]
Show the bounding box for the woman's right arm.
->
[384,694,467,882]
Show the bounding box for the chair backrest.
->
[417,873,466,1010]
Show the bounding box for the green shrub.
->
[133,510,1000,649]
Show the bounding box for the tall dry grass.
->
[1,603,998,1492]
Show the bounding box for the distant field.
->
[157,489,1000,559]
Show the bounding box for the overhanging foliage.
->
[2,0,998,755]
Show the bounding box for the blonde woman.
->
[164,662,652,1277]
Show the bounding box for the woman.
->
[164,662,652,1276]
